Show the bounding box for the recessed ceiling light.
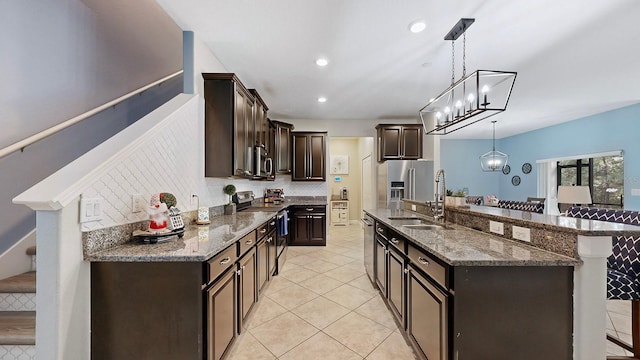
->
[316,58,329,67]
[409,20,426,33]
[317,97,327,103]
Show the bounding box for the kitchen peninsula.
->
[86,198,326,360]
[364,203,640,360]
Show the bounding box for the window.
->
[557,154,624,208]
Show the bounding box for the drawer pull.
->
[219,257,231,265]
[245,240,253,245]
[270,221,276,226]
[267,237,273,243]
[260,229,267,234]
[390,238,399,244]
[376,227,385,233]
[417,257,429,266]
[306,208,314,211]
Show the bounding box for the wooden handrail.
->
[0,70,183,160]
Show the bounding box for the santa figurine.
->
[148,193,169,232]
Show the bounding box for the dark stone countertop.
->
[365,208,580,267]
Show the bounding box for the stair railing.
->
[0,70,183,160]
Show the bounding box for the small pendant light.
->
[479,120,508,171]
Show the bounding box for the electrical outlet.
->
[512,226,531,242]
[411,204,417,211]
[132,194,145,213]
[489,220,504,235]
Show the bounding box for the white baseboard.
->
[0,229,36,280]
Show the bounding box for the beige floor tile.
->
[291,296,351,329]
[324,312,394,357]
[248,297,289,329]
[299,259,341,273]
[314,250,357,265]
[280,332,362,360]
[279,266,319,283]
[323,283,377,310]
[365,331,417,360]
[324,265,366,283]
[354,295,399,330]
[227,332,276,360]
[348,275,378,294]
[250,312,319,357]
[298,274,345,295]
[287,254,317,266]
[266,276,296,293]
[607,300,631,316]
[266,283,319,310]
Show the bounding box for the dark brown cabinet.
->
[203,73,256,178]
[387,245,405,327]
[407,263,448,360]
[292,132,327,181]
[257,237,269,294]
[207,265,238,360]
[238,247,257,332]
[374,236,387,296]
[256,219,275,295]
[269,120,294,174]
[376,124,423,162]
[250,89,269,150]
[290,205,326,246]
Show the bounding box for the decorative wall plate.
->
[511,175,521,186]
[502,164,511,175]
[522,162,532,174]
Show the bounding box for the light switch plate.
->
[80,197,103,223]
[132,194,145,213]
[512,226,531,242]
[489,220,504,235]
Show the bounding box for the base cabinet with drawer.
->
[91,226,274,360]
[290,205,326,246]
[367,217,574,360]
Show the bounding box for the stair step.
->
[0,273,35,294]
[0,312,35,345]
[25,247,36,256]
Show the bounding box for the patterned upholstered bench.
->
[497,200,545,214]
[566,206,640,355]
[465,196,484,205]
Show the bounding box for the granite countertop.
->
[86,211,276,262]
[365,208,580,267]
[85,198,328,262]
[243,199,328,212]
[454,205,640,236]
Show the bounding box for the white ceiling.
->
[155,0,640,139]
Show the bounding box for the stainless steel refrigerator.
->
[377,160,434,209]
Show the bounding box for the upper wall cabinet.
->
[203,73,256,178]
[291,132,327,181]
[250,89,269,151]
[269,120,294,174]
[376,124,423,162]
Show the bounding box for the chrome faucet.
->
[433,169,446,221]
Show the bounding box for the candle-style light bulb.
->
[467,93,475,112]
[481,85,490,107]
[455,100,462,118]
[444,106,451,122]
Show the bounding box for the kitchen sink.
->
[402,224,444,230]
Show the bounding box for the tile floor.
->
[227,223,417,360]
[227,222,636,359]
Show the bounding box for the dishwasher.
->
[362,212,375,284]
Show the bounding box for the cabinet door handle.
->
[376,227,385,233]
[417,257,429,266]
[385,249,389,254]
[236,269,241,276]
[404,268,409,274]
[245,240,253,245]
[390,238,399,244]
[306,208,314,211]
[267,237,273,243]
[270,221,276,226]
[219,257,231,265]
[260,229,267,234]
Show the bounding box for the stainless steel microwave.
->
[254,145,273,180]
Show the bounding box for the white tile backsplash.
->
[79,95,327,231]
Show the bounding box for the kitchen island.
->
[365,206,640,360]
[364,208,578,360]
